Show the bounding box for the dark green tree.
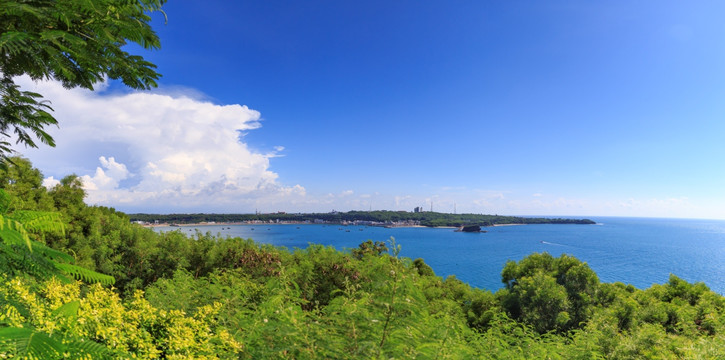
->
[0,0,165,162]
[351,239,389,259]
[501,252,600,333]
[0,156,54,211]
[412,258,435,277]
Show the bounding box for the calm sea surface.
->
[154,217,725,294]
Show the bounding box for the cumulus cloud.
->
[18,76,305,212]
[42,176,60,189]
[82,156,130,191]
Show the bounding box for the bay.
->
[153,216,725,295]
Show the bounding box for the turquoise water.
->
[154,217,725,294]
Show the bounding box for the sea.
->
[153,217,725,295]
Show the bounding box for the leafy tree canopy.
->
[0,0,165,161]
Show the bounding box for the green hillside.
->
[0,158,723,359]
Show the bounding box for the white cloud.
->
[13,77,717,219]
[18,76,305,212]
[42,176,60,189]
[394,195,412,207]
[82,156,130,191]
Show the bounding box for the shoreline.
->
[142,223,529,229]
[142,223,452,229]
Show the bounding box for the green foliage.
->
[0,79,56,164]
[0,157,54,211]
[0,0,164,159]
[351,239,388,259]
[501,252,600,333]
[290,244,361,310]
[0,327,64,359]
[0,277,240,358]
[465,288,500,330]
[128,210,596,227]
[0,187,113,286]
[53,263,114,286]
[2,158,725,358]
[412,258,435,277]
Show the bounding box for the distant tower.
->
[454,202,456,214]
[430,202,433,212]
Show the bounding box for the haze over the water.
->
[22,1,725,220]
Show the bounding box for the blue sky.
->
[22,1,725,218]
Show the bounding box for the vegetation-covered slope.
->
[1,158,724,359]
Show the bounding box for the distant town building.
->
[414,206,422,213]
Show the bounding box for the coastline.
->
[142,222,241,228]
[142,223,456,229]
[143,223,528,229]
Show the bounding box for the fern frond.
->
[0,220,31,251]
[0,326,115,359]
[51,300,80,319]
[0,327,64,359]
[0,31,32,56]
[54,263,115,285]
[2,243,62,281]
[10,210,65,237]
[0,184,114,287]
[65,337,116,359]
[30,240,74,263]
[0,190,11,215]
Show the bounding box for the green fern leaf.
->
[30,241,74,263]
[0,327,64,359]
[10,211,65,236]
[0,191,10,214]
[65,337,116,359]
[54,263,115,285]
[51,300,80,319]
[0,224,31,251]
[0,191,114,285]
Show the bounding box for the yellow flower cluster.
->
[0,277,241,359]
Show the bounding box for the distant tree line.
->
[128,210,596,227]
